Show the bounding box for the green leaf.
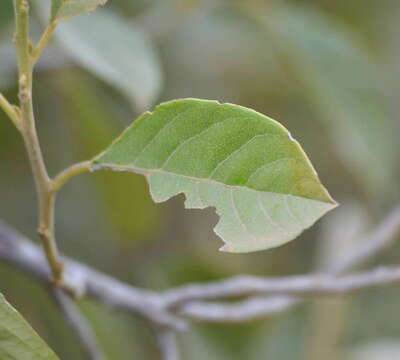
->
[51,0,107,23]
[55,10,162,111]
[93,99,337,253]
[0,293,60,359]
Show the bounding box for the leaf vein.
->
[161,116,244,169]
[231,189,257,241]
[245,157,293,185]
[133,106,202,165]
[256,194,286,233]
[208,133,277,179]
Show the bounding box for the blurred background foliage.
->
[1,0,400,359]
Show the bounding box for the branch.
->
[164,266,400,302]
[326,205,400,273]
[167,205,400,322]
[31,22,57,65]
[0,205,399,327]
[0,92,21,130]
[178,296,299,323]
[0,221,186,331]
[154,329,180,360]
[14,0,64,284]
[162,206,400,307]
[51,289,106,360]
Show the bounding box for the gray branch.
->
[179,296,300,323]
[154,329,180,360]
[162,265,400,306]
[0,221,186,331]
[0,205,399,348]
[326,205,400,273]
[164,206,400,306]
[171,206,400,322]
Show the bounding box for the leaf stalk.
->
[31,21,57,65]
[52,161,92,193]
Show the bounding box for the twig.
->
[161,266,400,305]
[0,221,186,331]
[327,205,400,273]
[159,206,400,307]
[168,206,400,322]
[178,296,299,323]
[13,0,64,284]
[52,289,106,360]
[31,22,57,65]
[0,205,400,326]
[0,92,21,130]
[154,329,180,360]
[186,266,400,298]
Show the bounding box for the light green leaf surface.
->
[54,10,162,111]
[0,293,59,359]
[93,99,336,253]
[51,0,107,22]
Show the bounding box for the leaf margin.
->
[51,0,108,23]
[0,293,60,360]
[91,98,337,253]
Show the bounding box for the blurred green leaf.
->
[54,10,162,111]
[51,0,108,23]
[93,98,336,253]
[251,3,397,197]
[0,293,60,360]
[0,1,13,33]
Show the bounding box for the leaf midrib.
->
[92,162,333,204]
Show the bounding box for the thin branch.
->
[1,205,400,326]
[168,206,400,322]
[0,221,186,331]
[51,289,106,360]
[0,92,21,130]
[166,266,400,301]
[31,22,57,65]
[154,329,180,360]
[14,0,64,284]
[161,206,400,308]
[178,296,299,323]
[327,205,400,273]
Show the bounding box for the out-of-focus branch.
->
[0,205,399,328]
[168,205,400,322]
[327,205,400,273]
[31,22,57,65]
[52,289,106,360]
[178,296,299,323]
[0,92,21,130]
[162,206,400,307]
[154,329,180,360]
[162,266,400,303]
[0,221,186,331]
